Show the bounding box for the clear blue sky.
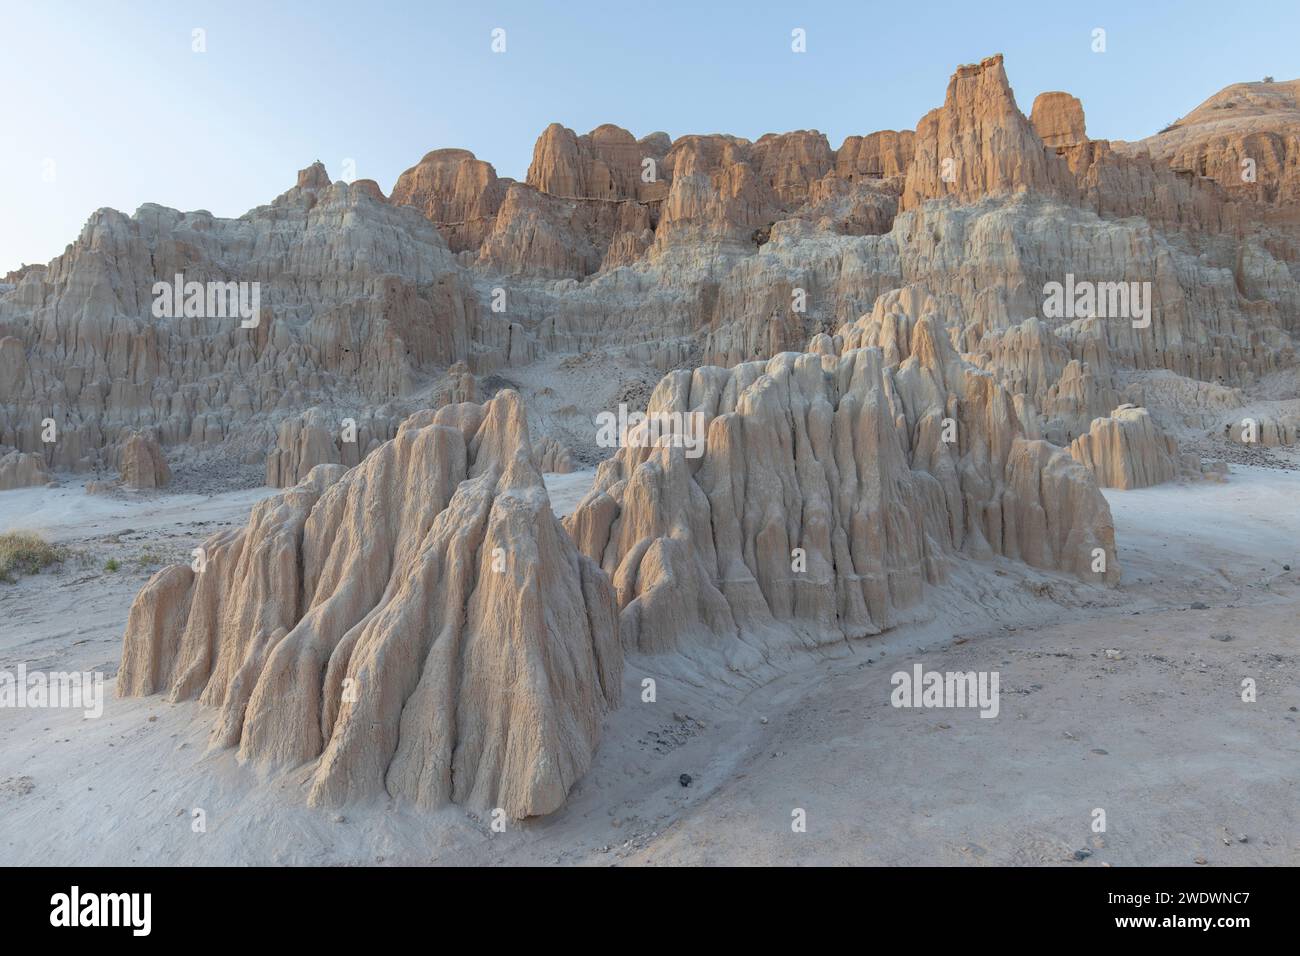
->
[3,0,1298,274]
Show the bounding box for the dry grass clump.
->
[0,531,65,583]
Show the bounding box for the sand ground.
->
[0,465,1295,866]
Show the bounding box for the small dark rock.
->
[1073,848,1092,861]
[678,773,692,788]
[1210,633,1234,642]
[1091,748,1109,755]
[1191,602,1209,610]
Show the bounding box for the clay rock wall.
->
[1030,93,1088,149]
[265,407,401,488]
[1224,414,1300,446]
[1069,405,1179,489]
[533,435,575,473]
[565,304,1117,669]
[119,390,622,819]
[0,449,51,490]
[0,164,499,474]
[118,431,170,489]
[526,123,670,202]
[835,130,916,181]
[902,54,1075,210]
[1115,79,1300,205]
[389,148,509,253]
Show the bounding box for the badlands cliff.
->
[4,54,1296,484]
[1,52,1295,815]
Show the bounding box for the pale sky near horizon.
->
[3,0,1298,275]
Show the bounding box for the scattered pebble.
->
[678,773,692,788]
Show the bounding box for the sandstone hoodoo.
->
[117,431,170,489]
[1068,405,1180,490]
[118,391,622,819]
[567,294,1118,674]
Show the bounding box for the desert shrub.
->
[0,531,65,583]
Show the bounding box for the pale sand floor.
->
[0,467,1295,865]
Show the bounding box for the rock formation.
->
[1114,79,1300,205]
[117,432,170,489]
[434,361,477,407]
[6,54,1297,493]
[118,391,621,818]
[902,55,1075,210]
[1030,92,1088,149]
[533,436,576,473]
[1224,414,1300,446]
[0,163,505,481]
[265,408,402,488]
[0,449,51,491]
[1068,405,1180,489]
[389,149,509,253]
[1,51,1293,820]
[566,296,1118,671]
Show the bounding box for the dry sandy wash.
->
[1,53,1299,864]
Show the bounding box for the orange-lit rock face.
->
[390,148,508,252]
[1031,92,1088,149]
[835,130,915,181]
[1116,79,1300,205]
[902,54,1076,210]
[526,122,668,201]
